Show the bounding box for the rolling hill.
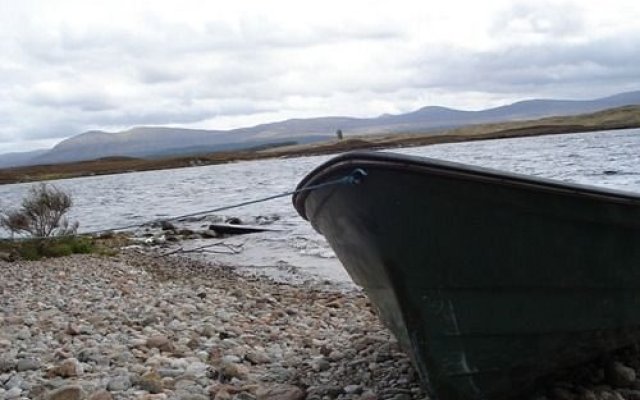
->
[2,90,640,168]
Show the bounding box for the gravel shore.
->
[4,250,640,400]
[0,250,424,400]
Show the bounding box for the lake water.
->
[1,128,639,286]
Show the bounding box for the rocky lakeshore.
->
[4,250,640,400]
[0,250,425,400]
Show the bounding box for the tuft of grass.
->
[67,237,94,254]
[41,241,73,258]
[0,235,99,261]
[15,241,42,261]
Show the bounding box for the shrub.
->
[69,237,94,254]
[0,236,97,261]
[14,240,42,261]
[0,183,78,238]
[0,184,93,261]
[41,241,73,258]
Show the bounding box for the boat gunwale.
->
[293,151,640,219]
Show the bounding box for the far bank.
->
[1,105,639,185]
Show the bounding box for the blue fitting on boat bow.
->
[346,168,368,184]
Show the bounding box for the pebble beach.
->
[0,250,425,400]
[4,249,640,400]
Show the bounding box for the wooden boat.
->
[292,151,640,400]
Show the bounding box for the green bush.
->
[71,238,94,254]
[42,242,73,258]
[16,241,43,261]
[1,236,96,261]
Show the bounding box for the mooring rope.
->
[3,168,368,240]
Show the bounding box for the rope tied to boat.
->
[145,167,367,225]
[4,168,368,240]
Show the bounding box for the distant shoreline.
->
[1,105,639,185]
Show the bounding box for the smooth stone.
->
[173,380,199,390]
[213,390,232,400]
[307,385,342,398]
[178,394,209,400]
[89,389,114,400]
[222,355,242,364]
[49,358,82,377]
[220,362,249,380]
[344,384,363,394]
[46,385,85,400]
[5,387,22,399]
[200,325,216,338]
[234,393,256,400]
[256,384,305,400]
[184,362,209,378]
[77,348,101,363]
[616,389,640,400]
[262,366,294,382]
[0,359,16,373]
[607,361,637,388]
[139,394,168,400]
[309,357,330,372]
[4,316,23,325]
[107,375,132,391]
[157,368,185,378]
[4,375,24,389]
[139,371,164,394]
[245,351,271,365]
[160,221,176,231]
[16,358,41,371]
[146,335,175,352]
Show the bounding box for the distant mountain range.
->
[2,90,640,169]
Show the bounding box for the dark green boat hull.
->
[293,151,640,400]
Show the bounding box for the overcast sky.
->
[0,0,639,154]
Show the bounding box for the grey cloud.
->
[95,108,216,127]
[20,15,401,69]
[26,90,116,112]
[227,19,402,49]
[10,97,275,142]
[406,36,640,96]
[136,65,186,85]
[5,107,209,142]
[12,119,85,142]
